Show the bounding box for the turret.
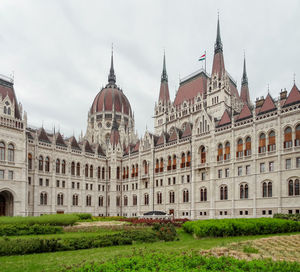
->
[158,52,170,106]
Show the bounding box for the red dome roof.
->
[90,86,132,117]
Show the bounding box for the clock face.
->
[106,122,111,128]
[98,122,102,128]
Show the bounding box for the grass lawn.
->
[1,230,299,272]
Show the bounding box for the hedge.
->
[0,214,78,226]
[120,218,189,227]
[0,230,158,256]
[72,213,92,221]
[182,218,300,237]
[64,252,300,272]
[0,224,63,236]
[274,213,300,221]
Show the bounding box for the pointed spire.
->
[242,54,248,85]
[240,54,251,105]
[214,15,223,54]
[161,51,168,82]
[108,45,116,85]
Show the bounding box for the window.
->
[56,180,60,187]
[169,191,175,203]
[201,172,206,181]
[181,175,184,183]
[85,164,89,178]
[62,180,65,188]
[286,159,291,169]
[173,177,176,184]
[217,144,223,161]
[160,158,164,172]
[144,194,149,205]
[181,153,185,168]
[224,142,230,160]
[297,157,300,168]
[77,182,80,189]
[40,192,47,205]
[28,153,32,169]
[73,194,78,206]
[200,187,207,201]
[39,178,43,186]
[0,142,5,161]
[269,161,274,172]
[258,133,266,153]
[156,179,158,187]
[7,144,14,162]
[157,192,162,204]
[102,167,105,179]
[98,167,101,179]
[76,163,80,176]
[133,195,137,206]
[236,139,243,158]
[288,179,299,196]
[71,162,75,175]
[200,146,206,163]
[187,175,190,183]
[160,179,163,186]
[245,137,251,156]
[116,166,120,179]
[116,196,120,206]
[39,156,43,171]
[86,195,92,206]
[72,182,75,189]
[8,170,13,180]
[98,196,104,206]
[240,184,248,199]
[187,151,191,167]
[56,159,60,173]
[268,131,276,151]
[183,189,189,203]
[167,156,172,170]
[46,179,49,186]
[260,163,265,173]
[62,160,66,174]
[218,169,222,179]
[296,124,300,146]
[246,165,251,175]
[172,155,176,169]
[238,166,242,176]
[220,185,228,200]
[168,177,171,185]
[28,177,31,185]
[284,127,292,148]
[45,157,50,172]
[262,182,272,197]
[57,193,64,205]
[225,168,229,178]
[124,195,128,206]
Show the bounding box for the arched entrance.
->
[0,190,14,216]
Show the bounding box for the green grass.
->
[0,229,298,272]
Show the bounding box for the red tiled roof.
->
[212,51,225,77]
[0,80,21,119]
[70,136,81,150]
[56,132,67,147]
[159,81,170,105]
[236,103,252,121]
[218,110,231,127]
[174,73,207,106]
[84,140,94,153]
[258,93,276,114]
[229,78,240,98]
[156,133,165,146]
[110,129,120,147]
[182,123,192,138]
[168,129,178,142]
[38,128,51,143]
[132,141,140,153]
[97,144,105,156]
[240,84,250,105]
[283,84,300,107]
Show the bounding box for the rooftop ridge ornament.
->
[242,53,248,85]
[214,13,223,54]
[108,44,116,85]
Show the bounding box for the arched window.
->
[126,166,129,179]
[135,164,138,177]
[98,196,104,207]
[173,155,177,169]
[90,165,93,178]
[160,158,164,172]
[187,151,191,167]
[155,159,159,173]
[116,196,120,206]
[109,166,111,179]
[62,160,66,174]
[288,180,294,196]
[133,195,137,206]
[72,194,78,206]
[200,146,206,163]
[71,162,75,176]
[263,182,272,197]
[284,127,292,148]
[131,165,135,178]
[102,167,105,179]
[288,179,300,196]
[268,130,276,151]
[262,182,267,197]
[217,144,223,161]
[39,155,43,171]
[236,139,243,158]
[224,142,230,160]
[169,191,175,203]
[144,193,149,205]
[28,153,32,170]
[268,182,272,197]
[200,187,207,201]
[56,159,60,174]
[45,157,50,172]
[98,167,101,179]
[143,160,148,174]
[3,106,6,114]
[296,179,300,196]
[259,133,266,153]
[57,193,63,205]
[124,195,128,206]
[85,164,89,178]
[220,185,228,200]
[7,144,14,162]
[245,137,251,156]
[295,124,300,146]
[76,163,80,176]
[116,166,120,180]
[40,192,47,205]
[183,189,189,203]
[0,142,5,161]
[157,192,162,204]
[86,195,92,206]
[181,153,186,168]
[240,184,249,199]
[167,156,172,170]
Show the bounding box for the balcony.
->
[172,165,177,170]
[180,163,186,168]
[167,165,171,171]
[186,162,191,167]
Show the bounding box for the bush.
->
[152,223,178,241]
[0,230,158,256]
[120,218,189,227]
[72,213,92,221]
[0,224,63,236]
[64,252,300,272]
[274,213,300,221]
[182,218,300,237]
[0,214,79,226]
[92,216,125,221]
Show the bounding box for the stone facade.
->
[0,19,299,218]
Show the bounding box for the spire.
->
[214,15,223,54]
[242,54,248,85]
[108,45,116,85]
[161,51,168,82]
[240,54,250,105]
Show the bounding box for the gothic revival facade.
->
[0,19,299,218]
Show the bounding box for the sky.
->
[0,0,299,138]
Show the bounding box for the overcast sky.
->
[0,0,299,138]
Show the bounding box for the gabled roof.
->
[97,144,105,156]
[84,140,94,153]
[156,133,165,146]
[217,110,231,127]
[132,141,140,153]
[236,103,252,121]
[55,132,67,147]
[258,93,276,115]
[283,84,300,107]
[70,136,81,150]
[181,123,192,138]
[38,128,51,143]
[168,129,178,142]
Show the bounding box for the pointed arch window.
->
[169,191,175,203]
[28,153,32,170]
[126,166,129,179]
[57,193,64,206]
[124,195,128,206]
[144,193,149,205]
[72,194,79,206]
[90,165,93,178]
[135,164,138,177]
[8,144,14,162]
[200,146,206,163]
[71,162,75,175]
[160,158,164,172]
[56,159,60,174]
[85,164,89,178]
[183,189,189,203]
[200,187,207,201]
[45,157,50,172]
[62,160,66,174]
[116,166,120,180]
[295,124,300,146]
[288,179,300,196]
[98,195,104,207]
[40,192,47,205]
[263,182,272,197]
[268,130,276,151]
[284,127,292,148]
[86,195,92,206]
[181,153,186,168]
[240,183,249,199]
[102,167,105,180]
[155,159,159,173]
[172,155,177,169]
[157,192,162,204]
[98,167,101,179]
[217,144,223,161]
[224,142,230,160]
[236,139,243,158]
[187,151,191,167]
[259,133,266,153]
[220,185,228,200]
[76,163,80,176]
[167,156,172,170]
[245,137,251,156]
[39,155,44,171]
[133,195,137,206]
[0,142,5,161]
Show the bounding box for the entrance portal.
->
[0,190,14,216]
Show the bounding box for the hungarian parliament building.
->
[0,19,299,218]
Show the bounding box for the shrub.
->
[92,216,125,221]
[0,214,79,226]
[182,218,300,237]
[120,218,189,227]
[0,224,63,236]
[274,213,300,221]
[152,223,178,241]
[72,213,92,221]
[64,252,300,272]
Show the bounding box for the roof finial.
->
[108,44,116,85]
[161,50,168,82]
[242,52,248,85]
[214,12,223,53]
[267,84,270,94]
[293,73,296,84]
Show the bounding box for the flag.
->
[198,53,206,61]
